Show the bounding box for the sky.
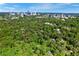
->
[0,3,79,13]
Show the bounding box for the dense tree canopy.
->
[0,15,79,56]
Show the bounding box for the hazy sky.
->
[0,3,79,13]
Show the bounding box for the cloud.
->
[0,3,5,4]
[64,3,79,7]
[27,3,65,12]
[28,4,52,10]
[0,3,79,12]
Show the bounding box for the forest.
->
[0,15,79,56]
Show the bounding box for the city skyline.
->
[0,3,79,13]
